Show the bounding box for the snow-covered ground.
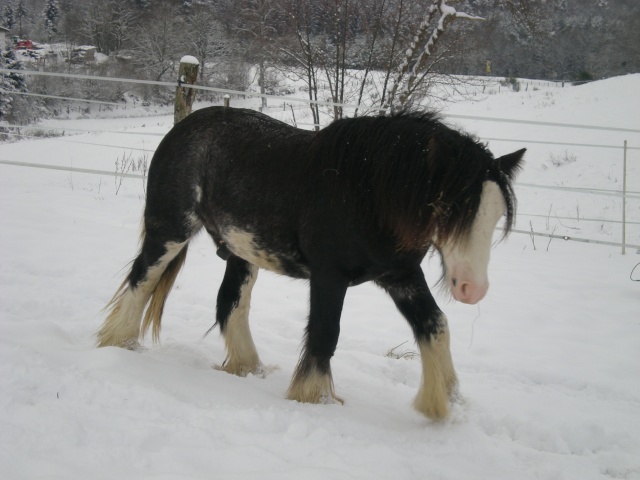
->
[0,75,638,479]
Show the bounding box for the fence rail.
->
[0,68,360,111]
[0,88,121,106]
[1,157,637,251]
[1,129,636,199]
[517,182,640,200]
[517,212,640,226]
[3,68,640,136]
[446,113,640,134]
[482,136,639,151]
[502,228,639,250]
[3,123,637,154]
[0,158,143,179]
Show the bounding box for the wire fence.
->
[0,88,121,106]
[3,124,637,200]
[2,155,637,251]
[1,68,638,252]
[4,68,640,134]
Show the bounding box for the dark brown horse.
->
[98,107,524,420]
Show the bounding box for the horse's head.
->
[439,149,525,304]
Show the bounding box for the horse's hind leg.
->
[215,255,263,376]
[377,269,458,420]
[97,234,189,349]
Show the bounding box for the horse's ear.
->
[496,148,525,179]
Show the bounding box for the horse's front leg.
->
[216,256,263,377]
[287,272,349,405]
[377,269,458,420]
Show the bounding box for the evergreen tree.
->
[15,1,29,37]
[132,0,150,10]
[0,48,28,120]
[43,0,60,40]
[2,3,15,31]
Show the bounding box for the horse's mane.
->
[309,111,517,251]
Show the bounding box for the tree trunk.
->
[259,59,267,110]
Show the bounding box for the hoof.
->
[287,373,344,405]
[288,389,344,406]
[97,337,141,351]
[413,380,460,420]
[215,360,272,378]
[121,339,142,351]
[320,391,345,405]
[413,394,449,420]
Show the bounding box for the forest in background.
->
[1,0,639,123]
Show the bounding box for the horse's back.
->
[151,107,308,170]
[143,108,428,282]
[147,107,315,278]
[146,106,311,207]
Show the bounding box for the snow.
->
[1,75,639,480]
[440,4,457,18]
[180,55,200,66]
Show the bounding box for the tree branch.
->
[386,0,483,112]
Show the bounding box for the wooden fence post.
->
[174,55,200,124]
[223,95,230,108]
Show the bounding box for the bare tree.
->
[352,0,388,116]
[316,0,352,119]
[233,0,283,109]
[82,0,137,55]
[110,0,138,53]
[279,0,322,128]
[504,0,549,38]
[133,4,187,84]
[185,4,227,83]
[375,0,412,111]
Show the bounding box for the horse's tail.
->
[141,242,189,343]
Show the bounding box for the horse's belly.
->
[222,227,309,277]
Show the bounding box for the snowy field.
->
[0,75,639,479]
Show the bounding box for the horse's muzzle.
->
[451,278,489,304]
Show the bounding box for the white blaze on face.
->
[441,181,506,305]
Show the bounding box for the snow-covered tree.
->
[15,0,29,37]
[43,0,60,40]
[2,3,15,31]
[109,0,138,53]
[180,0,195,13]
[131,0,150,10]
[384,0,482,112]
[81,0,138,54]
[0,48,38,123]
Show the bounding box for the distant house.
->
[70,46,96,64]
[0,26,9,52]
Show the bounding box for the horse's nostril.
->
[452,278,457,287]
